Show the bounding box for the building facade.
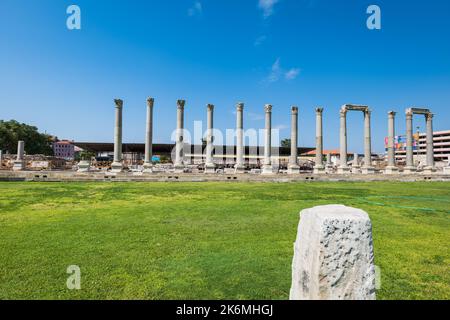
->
[53,140,75,160]
[387,130,450,164]
[73,142,314,169]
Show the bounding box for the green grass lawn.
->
[0,181,449,300]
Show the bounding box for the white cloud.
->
[268,58,282,82]
[285,68,300,80]
[258,0,279,18]
[188,1,202,16]
[254,35,267,46]
[274,124,289,131]
[265,58,300,83]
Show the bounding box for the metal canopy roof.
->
[73,142,315,156]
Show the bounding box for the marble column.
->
[385,111,398,174]
[174,100,186,173]
[235,103,245,173]
[143,97,154,173]
[13,140,25,171]
[288,106,300,174]
[404,110,416,173]
[424,113,435,173]
[361,110,375,174]
[0,150,3,167]
[326,153,332,166]
[17,141,24,160]
[205,104,216,174]
[261,104,274,174]
[111,99,124,172]
[337,108,350,174]
[325,153,333,173]
[313,108,325,174]
[351,153,361,174]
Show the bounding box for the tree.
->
[74,150,95,161]
[281,138,291,148]
[0,120,54,155]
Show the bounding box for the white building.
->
[390,130,450,164]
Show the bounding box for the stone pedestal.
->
[174,164,185,173]
[384,166,399,175]
[204,163,216,174]
[361,166,375,175]
[325,154,333,173]
[403,166,417,174]
[313,165,326,174]
[143,163,153,173]
[422,166,436,175]
[111,162,123,173]
[443,167,450,175]
[351,165,361,174]
[261,165,274,175]
[13,160,25,171]
[77,160,91,172]
[290,205,376,300]
[234,164,246,174]
[287,164,300,175]
[337,166,351,174]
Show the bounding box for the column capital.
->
[405,108,414,117]
[340,109,347,117]
[236,102,244,112]
[114,99,123,108]
[291,106,298,114]
[264,104,272,113]
[388,110,396,117]
[365,109,372,116]
[146,97,154,107]
[426,112,434,120]
[315,107,324,114]
[207,104,214,111]
[177,99,186,109]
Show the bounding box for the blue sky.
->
[0,0,449,153]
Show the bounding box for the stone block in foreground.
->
[290,205,376,300]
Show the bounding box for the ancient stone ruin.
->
[290,205,376,300]
[4,97,447,178]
